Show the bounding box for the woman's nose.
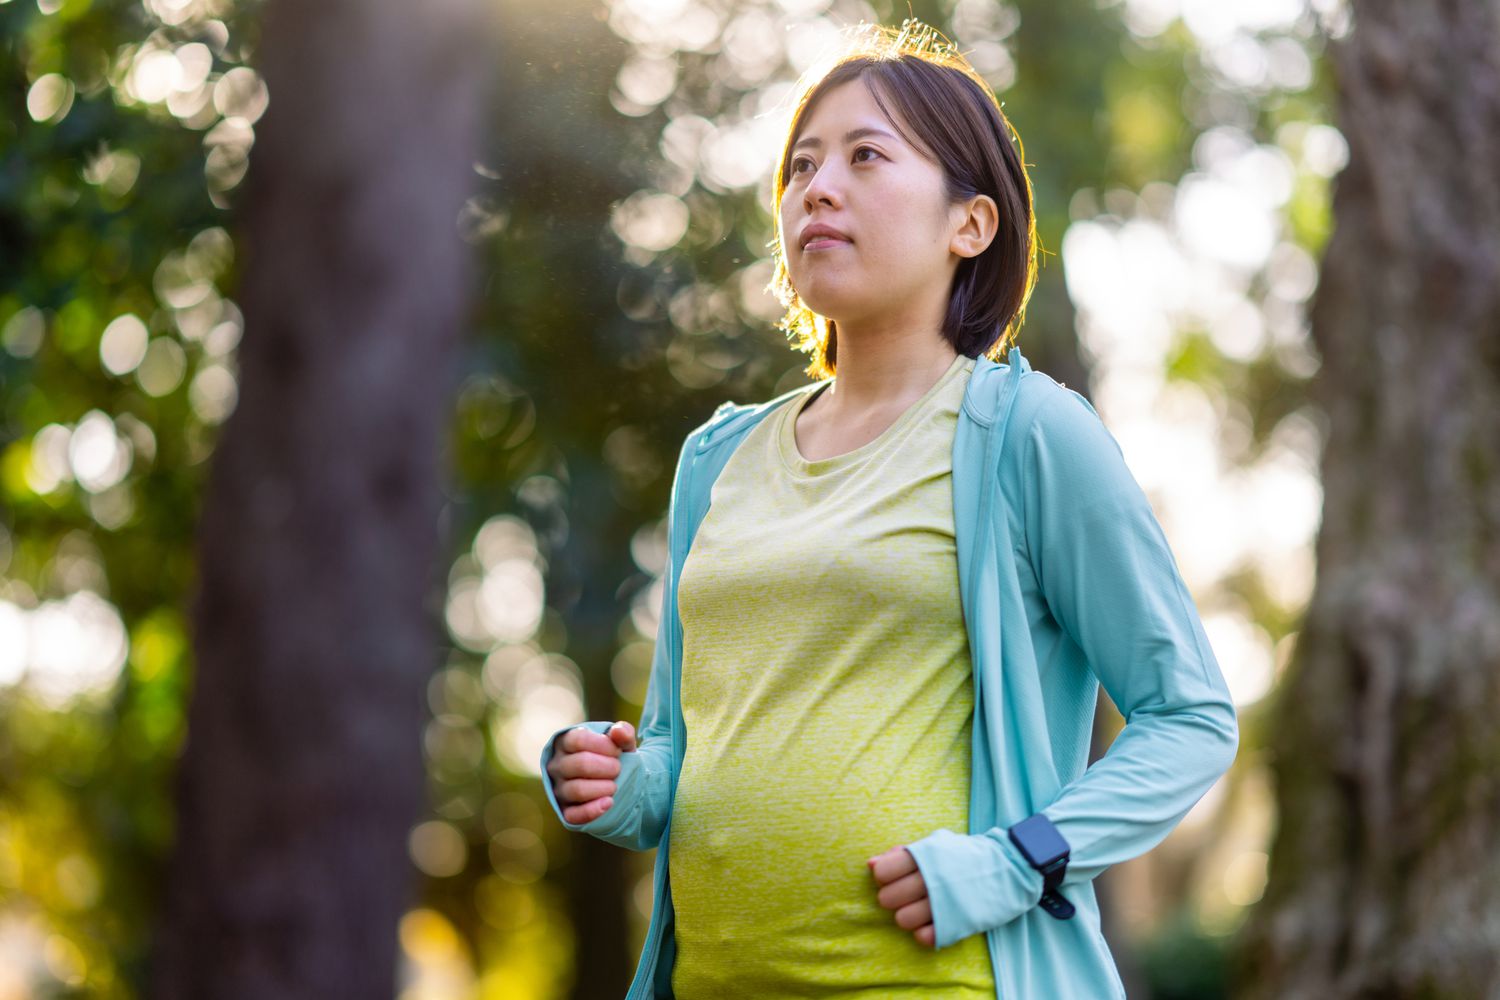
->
[802,163,842,211]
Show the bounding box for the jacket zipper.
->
[625,436,699,999]
[963,354,1023,832]
[979,350,1028,1000]
[971,373,1003,1000]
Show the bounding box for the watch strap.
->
[1008,814,1077,921]
[1036,855,1075,919]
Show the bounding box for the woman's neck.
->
[817,332,960,418]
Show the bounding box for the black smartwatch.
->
[1007,813,1076,920]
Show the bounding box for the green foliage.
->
[1,0,253,991]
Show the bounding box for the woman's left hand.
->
[867,846,936,948]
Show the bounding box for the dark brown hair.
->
[768,19,1040,379]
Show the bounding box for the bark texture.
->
[149,0,490,995]
[1231,1,1500,997]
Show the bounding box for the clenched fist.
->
[546,721,638,825]
[868,845,936,948]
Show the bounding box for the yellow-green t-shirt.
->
[669,352,994,999]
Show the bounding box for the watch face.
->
[1011,814,1070,866]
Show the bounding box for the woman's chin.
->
[795,287,868,324]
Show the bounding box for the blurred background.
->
[11,0,1492,996]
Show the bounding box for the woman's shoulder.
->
[1000,370,1132,488]
[1009,370,1101,429]
[689,381,826,451]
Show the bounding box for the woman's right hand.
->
[547,720,638,825]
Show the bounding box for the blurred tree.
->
[146,0,491,995]
[1230,1,1500,996]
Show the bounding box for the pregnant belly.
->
[666,737,993,999]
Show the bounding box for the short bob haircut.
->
[768,19,1040,380]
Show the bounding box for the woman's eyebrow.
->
[792,126,898,152]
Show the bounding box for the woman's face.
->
[778,77,971,335]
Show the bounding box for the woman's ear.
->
[950,194,999,259]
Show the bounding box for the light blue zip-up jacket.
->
[540,346,1240,999]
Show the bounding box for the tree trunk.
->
[149,0,490,995]
[1230,2,1500,996]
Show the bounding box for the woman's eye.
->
[789,146,882,179]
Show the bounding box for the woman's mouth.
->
[799,222,853,251]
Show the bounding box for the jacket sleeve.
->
[539,590,676,853]
[537,432,697,852]
[904,385,1240,948]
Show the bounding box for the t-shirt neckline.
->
[776,352,971,478]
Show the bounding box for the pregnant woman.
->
[541,18,1239,1000]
